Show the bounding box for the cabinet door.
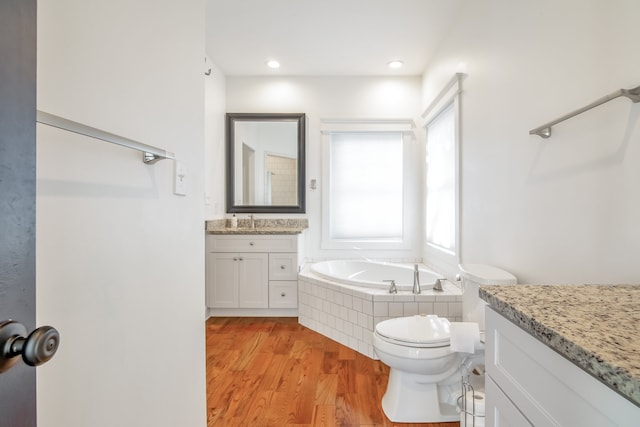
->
[237,253,269,308]
[206,253,238,308]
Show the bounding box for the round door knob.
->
[0,320,60,373]
[21,326,60,367]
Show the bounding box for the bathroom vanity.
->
[480,284,640,426]
[205,219,306,317]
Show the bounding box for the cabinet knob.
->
[238,257,244,261]
[280,265,286,270]
[281,292,286,297]
[249,242,254,246]
[233,257,238,261]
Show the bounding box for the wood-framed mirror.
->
[226,113,306,213]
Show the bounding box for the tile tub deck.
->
[298,266,463,359]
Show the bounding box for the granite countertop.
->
[480,284,640,406]
[207,226,306,235]
[205,218,308,235]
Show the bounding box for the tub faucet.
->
[383,279,398,294]
[412,264,421,294]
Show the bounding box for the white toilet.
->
[372,264,517,423]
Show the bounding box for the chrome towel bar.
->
[529,85,640,138]
[36,110,175,164]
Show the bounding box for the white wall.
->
[223,76,424,261]
[205,57,226,218]
[36,1,207,426]
[423,0,640,283]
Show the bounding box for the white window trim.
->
[422,74,465,277]
[320,119,415,250]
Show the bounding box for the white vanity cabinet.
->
[206,233,303,316]
[485,308,640,427]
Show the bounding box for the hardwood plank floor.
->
[206,317,460,427]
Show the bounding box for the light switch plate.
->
[174,161,187,196]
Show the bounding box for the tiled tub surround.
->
[298,265,463,359]
[480,284,640,406]
[205,218,308,235]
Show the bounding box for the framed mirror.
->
[226,113,306,213]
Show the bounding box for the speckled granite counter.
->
[205,218,308,235]
[480,284,640,406]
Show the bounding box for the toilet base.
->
[381,368,460,423]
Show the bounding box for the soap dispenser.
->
[230,214,237,229]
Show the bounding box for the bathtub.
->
[310,260,439,291]
[298,260,463,358]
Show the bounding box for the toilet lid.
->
[375,315,451,347]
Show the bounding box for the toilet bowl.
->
[372,264,517,423]
[373,314,463,422]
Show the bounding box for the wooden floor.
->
[206,317,459,427]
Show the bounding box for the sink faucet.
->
[412,264,421,294]
[250,214,255,229]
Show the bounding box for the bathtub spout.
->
[383,279,398,294]
[412,264,421,294]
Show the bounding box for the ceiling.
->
[205,0,463,77]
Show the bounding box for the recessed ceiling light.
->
[387,60,404,69]
[266,60,281,69]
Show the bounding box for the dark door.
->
[1,1,38,425]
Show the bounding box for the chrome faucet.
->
[434,278,445,292]
[249,214,255,229]
[383,279,398,294]
[412,264,421,294]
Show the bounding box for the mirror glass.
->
[226,113,305,213]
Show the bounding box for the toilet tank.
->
[459,264,517,331]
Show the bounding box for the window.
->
[421,73,464,275]
[320,119,415,250]
[424,97,459,275]
[425,102,456,252]
[329,132,403,241]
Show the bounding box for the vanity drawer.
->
[269,281,298,308]
[207,234,298,253]
[269,253,298,280]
